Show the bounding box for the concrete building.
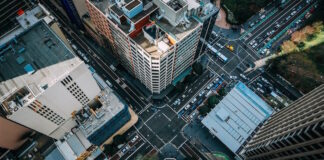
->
[241,84,324,160]
[75,88,131,146]
[202,82,273,154]
[86,0,218,94]
[0,0,35,37]
[0,16,101,139]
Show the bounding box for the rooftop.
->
[89,0,218,57]
[76,88,127,137]
[202,81,273,153]
[0,21,81,103]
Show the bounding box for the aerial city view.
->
[0,0,323,159]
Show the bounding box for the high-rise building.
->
[0,20,101,139]
[60,0,84,28]
[86,0,218,94]
[241,84,324,160]
[0,0,35,37]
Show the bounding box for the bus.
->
[207,43,228,63]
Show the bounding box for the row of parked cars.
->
[179,78,224,119]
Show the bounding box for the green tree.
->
[218,88,226,97]
[103,144,116,156]
[297,42,305,49]
[207,95,219,108]
[175,82,185,92]
[306,34,316,41]
[193,62,203,75]
[113,134,126,146]
[198,105,211,116]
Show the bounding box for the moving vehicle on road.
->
[225,45,234,52]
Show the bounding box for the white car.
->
[257,88,265,94]
[184,104,190,110]
[191,98,197,104]
[240,74,248,80]
[190,112,197,119]
[131,135,139,143]
[230,76,237,80]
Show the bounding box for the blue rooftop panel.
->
[16,56,25,64]
[235,81,273,117]
[24,64,35,74]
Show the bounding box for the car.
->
[230,76,237,80]
[216,43,223,48]
[252,43,258,48]
[121,146,129,153]
[184,104,190,110]
[206,90,213,97]
[199,91,205,97]
[249,22,255,28]
[131,135,139,143]
[275,23,280,29]
[295,19,302,24]
[257,83,263,88]
[260,15,265,20]
[291,11,297,16]
[190,112,197,119]
[191,98,197,104]
[207,83,213,90]
[182,94,186,98]
[213,78,219,84]
[285,16,291,21]
[240,74,248,80]
[257,88,265,94]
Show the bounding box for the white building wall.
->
[7,63,101,139]
[8,105,59,136]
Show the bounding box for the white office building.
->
[0,19,101,139]
[202,81,273,154]
[86,0,218,94]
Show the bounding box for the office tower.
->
[0,0,35,37]
[86,0,218,94]
[241,84,324,160]
[0,19,101,139]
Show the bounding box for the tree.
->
[198,105,211,116]
[297,42,305,49]
[113,134,126,146]
[306,34,316,41]
[281,40,297,53]
[207,95,219,108]
[218,88,226,97]
[175,82,185,92]
[193,62,203,75]
[103,144,116,156]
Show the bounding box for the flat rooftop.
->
[89,0,201,57]
[202,81,273,153]
[0,21,81,100]
[77,88,127,137]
